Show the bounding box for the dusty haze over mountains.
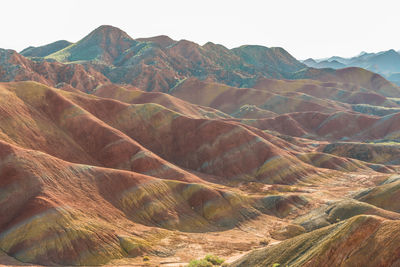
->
[303,49,400,86]
[2,0,400,58]
[1,2,400,266]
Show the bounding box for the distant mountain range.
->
[303,49,400,85]
[1,25,398,98]
[16,25,306,92]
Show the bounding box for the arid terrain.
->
[1,25,400,266]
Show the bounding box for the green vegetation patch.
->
[188,254,225,267]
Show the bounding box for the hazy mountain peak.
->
[91,25,131,36]
[303,58,316,63]
[20,40,72,58]
[136,35,176,48]
[82,25,135,45]
[383,49,398,55]
[46,25,137,63]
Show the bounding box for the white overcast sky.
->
[1,0,399,59]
